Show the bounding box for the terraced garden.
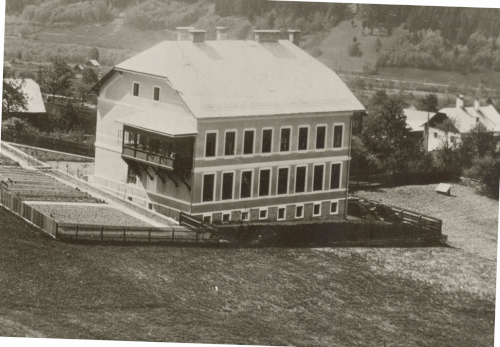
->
[31,204,153,227]
[0,166,101,203]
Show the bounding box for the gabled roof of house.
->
[5,79,46,114]
[439,105,500,132]
[404,109,432,132]
[109,39,365,119]
[88,60,100,66]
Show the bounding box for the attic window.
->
[133,82,140,97]
[153,86,160,101]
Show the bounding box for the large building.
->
[90,28,365,223]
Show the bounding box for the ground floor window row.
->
[201,162,343,202]
[200,200,341,223]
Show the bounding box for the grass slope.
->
[0,185,495,346]
[357,184,499,261]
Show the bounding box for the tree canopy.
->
[40,58,74,100]
[2,79,28,116]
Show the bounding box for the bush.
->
[464,155,500,199]
[348,42,362,57]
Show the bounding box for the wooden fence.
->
[56,224,216,243]
[349,171,454,190]
[2,132,95,157]
[0,187,58,237]
[348,196,442,233]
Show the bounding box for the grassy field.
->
[356,183,499,261]
[0,182,496,346]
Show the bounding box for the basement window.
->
[330,201,338,215]
[295,205,304,219]
[241,211,249,221]
[259,208,268,220]
[313,203,321,217]
[277,206,286,221]
[222,213,230,222]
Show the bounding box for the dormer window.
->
[133,82,140,97]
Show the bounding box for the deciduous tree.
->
[2,78,27,116]
[41,58,73,102]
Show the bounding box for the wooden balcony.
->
[122,145,176,171]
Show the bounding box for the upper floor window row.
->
[204,124,345,158]
[132,82,161,101]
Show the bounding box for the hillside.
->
[4,1,500,91]
[0,199,495,345]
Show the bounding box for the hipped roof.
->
[112,39,365,119]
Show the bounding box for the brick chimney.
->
[188,29,206,43]
[216,26,228,41]
[288,29,301,46]
[254,30,280,43]
[176,27,195,41]
[456,94,464,108]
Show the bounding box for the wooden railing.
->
[122,145,176,170]
[348,196,442,233]
[180,212,219,233]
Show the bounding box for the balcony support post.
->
[150,165,166,184]
[164,170,179,187]
[138,163,154,180]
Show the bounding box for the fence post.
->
[419,215,422,232]
[76,224,79,240]
[101,225,104,241]
[123,227,126,243]
[172,228,175,242]
[149,228,151,243]
[55,222,58,239]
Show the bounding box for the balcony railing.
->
[122,145,175,170]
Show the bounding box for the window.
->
[259,208,268,220]
[296,205,304,219]
[330,201,338,215]
[202,174,215,202]
[153,86,160,101]
[316,126,326,149]
[225,131,236,156]
[222,213,230,222]
[353,120,358,128]
[243,130,254,155]
[330,163,341,190]
[333,125,343,148]
[262,129,272,153]
[203,215,211,223]
[277,168,289,195]
[298,127,308,150]
[280,128,290,152]
[221,172,234,200]
[240,171,252,198]
[259,169,271,196]
[313,165,324,191]
[205,132,217,157]
[148,203,153,210]
[241,211,249,221]
[277,206,286,221]
[295,166,306,193]
[433,132,438,138]
[133,82,140,97]
[313,203,321,216]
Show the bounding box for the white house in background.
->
[87,60,100,68]
[4,78,46,118]
[404,108,459,151]
[439,95,500,135]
